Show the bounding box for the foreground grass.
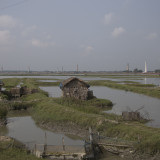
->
[89,80,160,99]
[0,141,39,160]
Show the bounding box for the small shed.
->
[60,77,93,100]
[10,86,38,98]
[122,111,141,121]
[10,87,21,98]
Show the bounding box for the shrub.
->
[0,104,8,119]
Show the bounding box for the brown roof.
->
[61,77,90,89]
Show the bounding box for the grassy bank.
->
[0,139,39,160]
[89,80,160,99]
[0,103,8,126]
[21,92,160,154]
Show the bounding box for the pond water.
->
[5,116,123,159]
[40,86,160,128]
[39,86,62,97]
[7,116,84,150]
[1,75,160,86]
[91,86,160,128]
[135,77,160,86]
[38,80,57,82]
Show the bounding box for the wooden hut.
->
[122,111,141,121]
[60,77,93,100]
[10,86,38,98]
[10,87,21,98]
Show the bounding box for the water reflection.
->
[91,86,160,128]
[39,86,61,97]
[7,116,84,149]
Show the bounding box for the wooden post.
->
[138,135,141,143]
[34,144,37,155]
[98,132,100,141]
[62,137,65,160]
[62,137,65,151]
[43,132,47,155]
[45,132,47,145]
[89,127,93,143]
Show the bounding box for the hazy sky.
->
[0,0,160,71]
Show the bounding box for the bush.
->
[0,104,8,119]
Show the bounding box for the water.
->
[1,75,160,86]
[91,86,160,128]
[5,116,121,159]
[38,80,57,82]
[39,86,62,97]
[7,116,84,150]
[40,86,160,128]
[135,77,160,86]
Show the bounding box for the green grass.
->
[2,78,22,90]
[0,103,8,120]
[0,141,39,160]
[53,97,113,114]
[34,80,60,86]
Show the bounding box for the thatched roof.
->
[60,77,90,89]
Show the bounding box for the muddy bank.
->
[37,121,90,139]
[0,119,7,127]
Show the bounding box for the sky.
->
[0,0,160,72]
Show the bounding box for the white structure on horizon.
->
[126,63,129,72]
[144,61,147,73]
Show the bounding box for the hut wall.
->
[88,90,93,99]
[20,86,32,95]
[63,87,88,100]
[62,79,89,100]
[10,88,21,97]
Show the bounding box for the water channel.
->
[40,86,160,128]
[6,116,84,150]
[1,75,160,86]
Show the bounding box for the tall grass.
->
[0,141,40,160]
[2,78,22,90]
[0,103,8,120]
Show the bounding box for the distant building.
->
[126,64,129,72]
[143,61,147,73]
[59,77,93,100]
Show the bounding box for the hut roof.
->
[60,77,90,89]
